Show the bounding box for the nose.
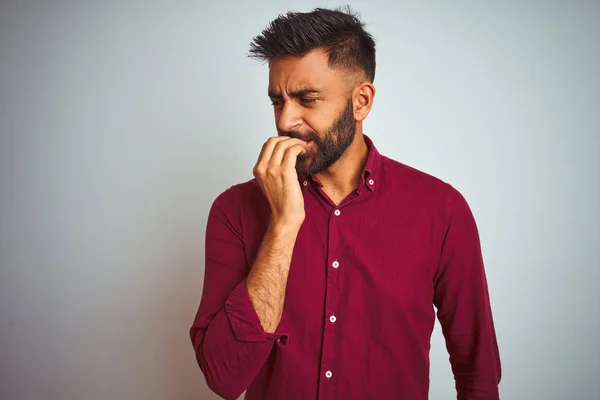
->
[276,101,302,133]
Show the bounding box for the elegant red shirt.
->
[190,134,501,399]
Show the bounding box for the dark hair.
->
[249,6,376,82]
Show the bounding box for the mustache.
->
[279,131,318,142]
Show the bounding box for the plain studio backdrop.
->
[1,1,598,399]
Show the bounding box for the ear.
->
[353,81,376,122]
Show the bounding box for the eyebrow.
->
[268,88,321,99]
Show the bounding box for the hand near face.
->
[253,137,308,229]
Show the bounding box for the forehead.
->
[268,48,343,93]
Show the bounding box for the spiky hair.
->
[249,6,376,82]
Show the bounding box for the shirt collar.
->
[298,133,381,192]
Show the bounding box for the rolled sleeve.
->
[225,279,268,342]
[225,279,289,346]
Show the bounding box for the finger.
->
[269,138,307,167]
[256,136,289,166]
[281,144,307,170]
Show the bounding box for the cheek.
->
[304,112,331,135]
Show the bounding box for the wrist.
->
[268,218,302,237]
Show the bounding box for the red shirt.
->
[190,134,501,399]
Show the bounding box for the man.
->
[190,6,501,400]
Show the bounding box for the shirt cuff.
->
[225,279,288,347]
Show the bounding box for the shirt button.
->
[303,180,308,187]
[334,209,341,216]
[368,179,375,185]
[332,261,339,269]
[325,370,333,379]
[329,315,337,323]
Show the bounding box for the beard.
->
[281,98,356,177]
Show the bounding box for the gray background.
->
[1,1,598,399]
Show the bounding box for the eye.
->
[270,100,283,107]
[301,98,318,104]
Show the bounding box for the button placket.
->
[319,205,344,397]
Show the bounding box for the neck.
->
[314,131,369,197]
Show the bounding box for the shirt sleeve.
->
[189,187,287,400]
[433,184,502,399]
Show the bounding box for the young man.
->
[190,7,501,400]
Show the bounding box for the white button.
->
[368,179,374,185]
[325,370,333,379]
[329,315,336,323]
[332,261,339,269]
[334,209,341,216]
[303,180,308,187]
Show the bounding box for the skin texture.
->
[247,48,375,333]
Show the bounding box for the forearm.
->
[246,221,300,333]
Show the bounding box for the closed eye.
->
[270,98,317,106]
